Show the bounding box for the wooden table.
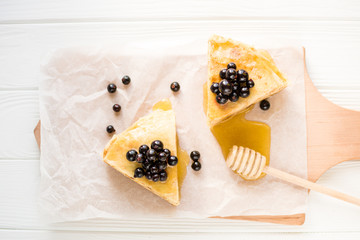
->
[1,1,360,239]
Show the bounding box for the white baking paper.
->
[39,39,307,222]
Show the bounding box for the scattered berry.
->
[260,99,270,111]
[139,144,150,155]
[142,160,152,171]
[239,76,247,84]
[158,152,168,162]
[210,82,220,94]
[134,168,145,178]
[159,170,168,182]
[216,93,228,104]
[157,161,167,170]
[113,104,121,112]
[106,125,115,133]
[146,149,157,161]
[191,161,201,171]
[232,80,240,87]
[162,148,171,158]
[151,140,163,152]
[230,92,239,102]
[219,69,227,79]
[107,83,117,93]
[122,75,131,85]
[227,62,237,69]
[232,84,239,93]
[247,79,255,88]
[126,149,137,162]
[190,151,200,161]
[239,87,250,98]
[168,156,178,166]
[150,165,159,174]
[135,153,145,163]
[237,69,249,81]
[152,173,160,182]
[226,68,237,81]
[170,82,180,92]
[145,170,152,180]
[219,79,232,96]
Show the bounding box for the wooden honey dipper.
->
[226,146,360,206]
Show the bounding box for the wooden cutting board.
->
[33,48,360,225]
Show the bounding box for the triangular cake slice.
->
[103,100,180,206]
[206,35,288,127]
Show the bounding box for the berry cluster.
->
[210,63,254,105]
[126,140,178,182]
[106,75,131,133]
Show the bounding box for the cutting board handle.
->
[304,48,360,182]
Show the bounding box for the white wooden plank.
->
[1,0,360,23]
[1,160,360,232]
[0,160,41,228]
[0,21,359,109]
[0,91,39,159]
[1,230,360,240]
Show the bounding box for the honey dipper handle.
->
[263,166,360,207]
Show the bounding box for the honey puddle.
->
[152,99,173,112]
[152,99,189,189]
[204,86,270,180]
[210,108,270,179]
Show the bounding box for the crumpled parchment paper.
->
[39,39,307,222]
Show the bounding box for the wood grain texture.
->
[2,230,360,240]
[0,91,39,159]
[1,0,360,23]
